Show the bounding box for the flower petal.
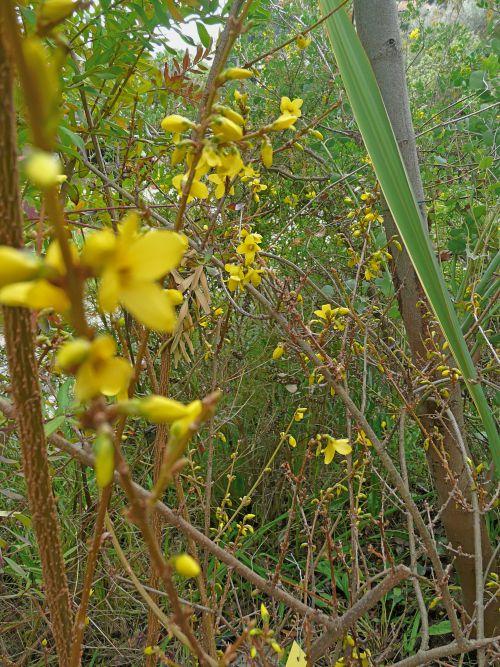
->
[97,357,133,397]
[323,443,335,465]
[120,282,177,332]
[98,268,120,313]
[128,231,187,280]
[334,439,352,456]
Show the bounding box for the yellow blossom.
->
[321,436,351,465]
[0,247,41,288]
[288,435,297,448]
[261,138,273,167]
[38,0,76,25]
[260,603,269,621]
[243,266,264,287]
[409,27,420,40]
[294,407,307,421]
[161,114,195,133]
[25,151,63,189]
[56,335,132,402]
[280,96,303,117]
[172,172,209,202]
[218,67,254,82]
[269,113,298,131]
[213,104,245,127]
[138,395,202,425]
[236,233,261,265]
[296,34,311,49]
[210,115,243,142]
[224,263,245,291]
[208,173,234,199]
[234,89,248,105]
[0,278,69,312]
[93,432,115,488]
[272,344,285,360]
[173,553,200,578]
[82,212,187,331]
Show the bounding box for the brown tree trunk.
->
[353,0,497,635]
[0,18,74,664]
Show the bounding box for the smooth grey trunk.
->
[353,0,497,636]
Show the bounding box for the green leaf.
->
[196,22,211,48]
[44,415,66,437]
[429,620,452,636]
[319,0,499,474]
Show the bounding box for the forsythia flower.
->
[0,241,73,312]
[261,138,273,167]
[409,27,420,40]
[313,304,350,330]
[218,67,253,82]
[294,407,307,421]
[288,435,297,448]
[280,96,303,118]
[82,213,187,331]
[236,233,261,265]
[172,172,209,202]
[25,151,63,189]
[272,344,285,360]
[260,603,270,621]
[0,247,41,288]
[270,113,298,131]
[38,0,76,25]
[161,114,195,133]
[243,266,264,287]
[296,33,311,49]
[56,335,133,402]
[225,263,245,291]
[213,104,245,127]
[93,432,115,488]
[210,115,243,142]
[173,553,201,578]
[321,436,351,465]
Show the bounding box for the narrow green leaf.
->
[196,22,211,48]
[319,0,499,472]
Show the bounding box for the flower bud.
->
[25,151,63,189]
[210,115,243,142]
[93,432,114,489]
[0,247,41,288]
[173,553,200,578]
[218,67,254,83]
[38,0,77,26]
[260,138,273,167]
[212,104,245,127]
[161,114,195,133]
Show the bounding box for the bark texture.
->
[0,19,73,664]
[353,0,497,634]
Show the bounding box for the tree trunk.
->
[0,17,74,664]
[353,0,497,635]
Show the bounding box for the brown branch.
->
[0,15,73,664]
[0,397,411,641]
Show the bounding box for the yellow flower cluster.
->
[161,90,303,202]
[345,191,384,238]
[224,228,264,292]
[312,303,350,330]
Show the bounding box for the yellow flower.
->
[322,436,351,465]
[56,335,133,402]
[138,395,202,425]
[313,304,350,330]
[261,138,273,167]
[409,27,420,40]
[272,344,284,360]
[218,67,253,82]
[0,279,69,312]
[260,603,269,621]
[280,96,303,118]
[38,0,76,24]
[208,173,234,199]
[243,266,264,287]
[269,113,298,131]
[161,114,195,133]
[25,151,63,189]
[234,89,248,105]
[93,432,115,488]
[294,407,307,422]
[296,34,311,49]
[0,247,41,287]
[288,435,297,448]
[82,212,187,332]
[173,553,200,578]
[172,172,209,202]
[224,263,245,291]
[213,104,245,127]
[217,147,245,178]
[356,430,372,447]
[236,233,261,265]
[210,115,243,142]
